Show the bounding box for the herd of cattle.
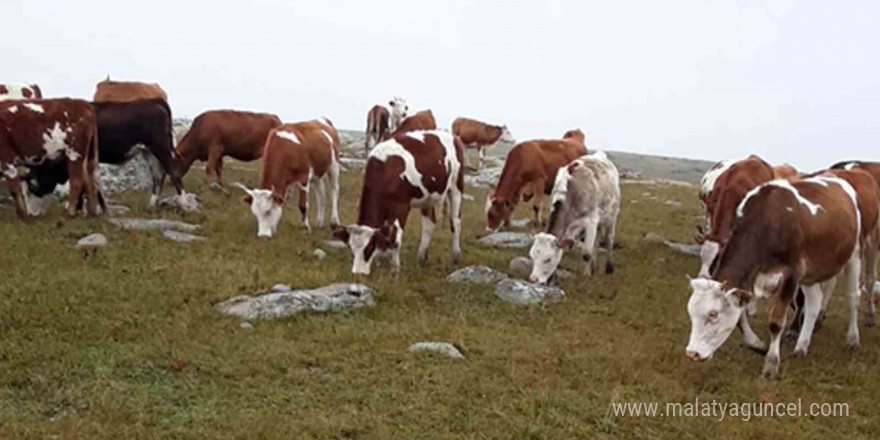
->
[2,80,879,379]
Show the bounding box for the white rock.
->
[76,233,107,249]
[494,279,565,306]
[157,192,201,212]
[163,230,206,242]
[464,166,503,188]
[664,240,701,257]
[271,284,292,292]
[478,232,534,249]
[321,240,348,250]
[461,193,475,202]
[408,342,465,359]
[215,283,376,320]
[509,219,531,228]
[240,322,254,330]
[108,218,200,232]
[447,265,508,284]
[313,249,327,260]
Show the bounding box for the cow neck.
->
[494,160,523,201]
[356,182,390,228]
[712,223,765,291]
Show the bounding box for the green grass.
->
[1,161,878,439]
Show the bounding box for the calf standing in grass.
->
[333,130,464,275]
[365,97,408,154]
[452,117,515,171]
[237,118,341,237]
[529,151,620,284]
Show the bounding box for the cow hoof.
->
[846,339,860,351]
[605,262,615,275]
[418,256,427,267]
[793,348,808,358]
[761,359,779,380]
[865,312,876,328]
[782,329,799,346]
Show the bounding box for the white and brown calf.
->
[364,97,408,154]
[333,130,464,275]
[237,118,340,237]
[529,151,620,284]
[686,176,865,379]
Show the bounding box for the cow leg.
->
[763,274,797,380]
[143,151,165,208]
[862,231,879,327]
[448,187,462,266]
[391,206,411,273]
[66,160,87,217]
[418,207,436,266]
[313,175,327,229]
[844,245,862,348]
[580,214,600,277]
[738,313,767,352]
[793,283,824,357]
[532,180,546,226]
[298,184,310,232]
[2,165,28,219]
[604,221,617,274]
[477,146,485,171]
[329,155,341,227]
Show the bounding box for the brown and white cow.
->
[381,110,437,141]
[773,163,800,182]
[485,130,588,230]
[236,118,340,237]
[0,83,43,101]
[333,130,464,275]
[176,110,282,188]
[0,99,101,218]
[529,151,620,284]
[364,97,407,154]
[451,117,515,171]
[93,77,168,103]
[686,176,864,379]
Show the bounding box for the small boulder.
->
[76,233,107,249]
[157,192,201,212]
[163,230,206,242]
[509,219,531,228]
[447,265,508,284]
[240,322,254,330]
[478,232,534,249]
[321,240,348,250]
[105,204,131,216]
[494,279,565,306]
[270,284,292,292]
[408,342,466,359]
[313,249,327,261]
[508,256,573,279]
[215,283,376,320]
[108,218,201,233]
[461,193,475,202]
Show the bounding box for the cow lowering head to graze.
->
[451,117,515,171]
[364,97,408,154]
[236,118,340,238]
[175,110,282,188]
[486,130,588,231]
[381,110,437,141]
[686,176,864,379]
[93,77,168,103]
[0,99,102,219]
[0,83,43,101]
[695,155,775,277]
[529,151,620,284]
[332,130,464,275]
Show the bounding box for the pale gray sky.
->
[3,0,878,170]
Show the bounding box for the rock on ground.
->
[664,240,701,257]
[461,193,475,202]
[313,249,327,260]
[106,204,131,216]
[157,192,201,213]
[408,342,466,359]
[494,279,565,306]
[108,218,201,232]
[76,233,107,249]
[447,265,508,284]
[98,155,154,195]
[508,256,574,279]
[215,283,376,320]
[321,240,348,250]
[479,232,534,249]
[464,166,503,188]
[509,219,531,228]
[163,230,206,242]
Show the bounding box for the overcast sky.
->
[4,0,878,170]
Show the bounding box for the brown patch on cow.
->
[773,163,799,182]
[382,110,437,141]
[0,85,7,95]
[452,117,504,147]
[702,155,775,245]
[93,79,168,103]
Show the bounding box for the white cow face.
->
[685,278,752,361]
[237,184,283,238]
[333,223,399,275]
[499,125,516,145]
[389,97,408,120]
[22,181,52,217]
[528,233,569,284]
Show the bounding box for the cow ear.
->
[377,223,399,249]
[726,288,753,307]
[241,194,253,204]
[332,225,350,244]
[388,100,395,107]
[272,193,284,206]
[559,237,574,249]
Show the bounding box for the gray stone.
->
[508,256,574,279]
[76,233,107,249]
[461,193,475,202]
[157,192,201,213]
[478,231,534,249]
[321,240,348,250]
[313,249,327,260]
[664,240,701,257]
[464,166,503,188]
[97,155,154,195]
[106,204,131,216]
[447,265,508,284]
[215,283,376,320]
[240,322,254,330]
[494,279,565,306]
[108,218,201,232]
[163,230,206,242]
[509,219,531,228]
[665,200,682,207]
[408,342,465,359]
[271,284,292,292]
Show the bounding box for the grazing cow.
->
[236,118,340,237]
[0,99,101,218]
[0,83,43,101]
[175,110,282,187]
[451,117,515,171]
[381,110,437,141]
[529,151,620,284]
[485,130,588,230]
[365,97,408,154]
[686,176,863,379]
[93,77,168,103]
[695,155,775,277]
[332,130,464,275]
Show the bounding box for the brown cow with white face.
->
[380,110,437,141]
[93,77,168,103]
[333,130,464,275]
[0,99,101,218]
[236,118,340,237]
[0,83,43,101]
[364,97,407,154]
[485,129,587,231]
[452,117,515,171]
[686,175,865,379]
[176,110,282,188]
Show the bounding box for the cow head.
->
[528,233,573,284]
[485,191,513,231]
[235,183,283,238]
[563,129,586,144]
[389,97,408,121]
[499,125,516,145]
[685,277,752,361]
[333,222,400,275]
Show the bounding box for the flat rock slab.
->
[495,279,565,306]
[464,167,502,188]
[157,193,201,213]
[478,232,534,249]
[108,218,201,233]
[409,342,466,359]
[106,204,131,216]
[664,241,701,257]
[509,219,531,228]
[447,265,509,284]
[215,283,376,320]
[76,233,107,249]
[163,230,206,242]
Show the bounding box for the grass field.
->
[1,157,879,439]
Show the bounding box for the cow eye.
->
[544,258,552,264]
